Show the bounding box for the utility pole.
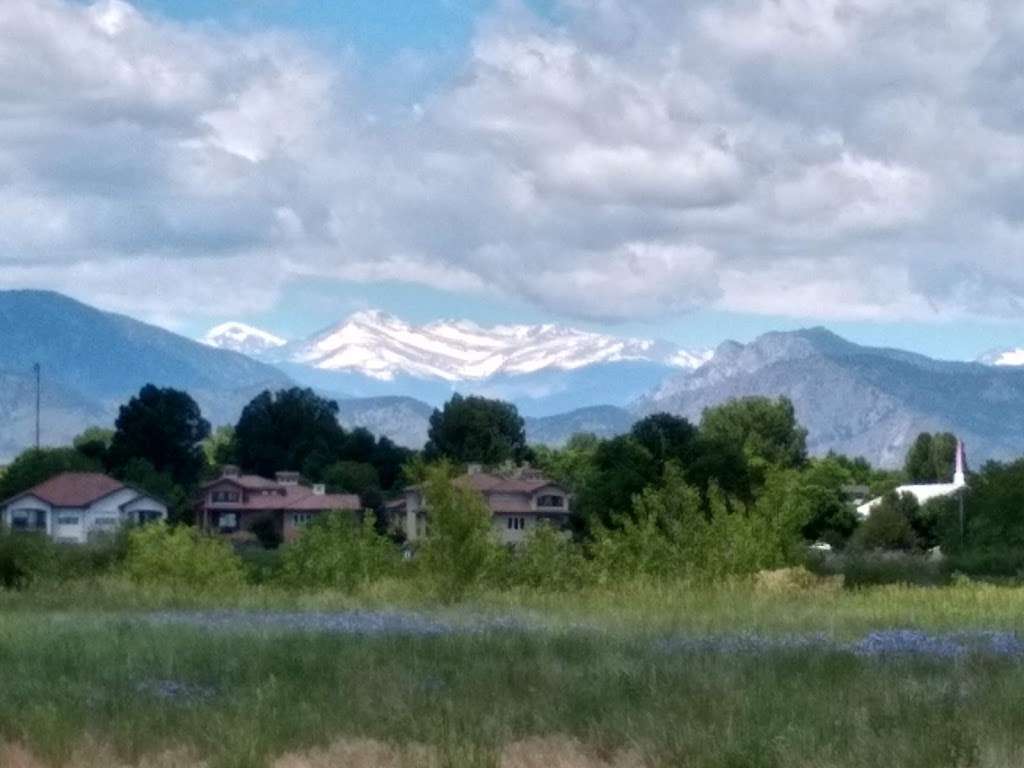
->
[33,362,40,450]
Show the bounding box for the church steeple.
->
[954,440,967,488]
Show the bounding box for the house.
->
[397,465,572,545]
[0,472,167,544]
[198,466,361,543]
[857,440,968,517]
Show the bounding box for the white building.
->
[0,472,167,544]
[857,441,967,517]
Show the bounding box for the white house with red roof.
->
[0,472,168,544]
[198,466,361,544]
[398,465,571,545]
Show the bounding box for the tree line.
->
[4,383,1024,575]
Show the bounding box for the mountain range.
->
[5,289,1024,468]
[201,311,711,417]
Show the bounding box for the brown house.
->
[396,465,571,545]
[199,467,360,544]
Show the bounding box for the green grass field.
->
[4,576,1024,767]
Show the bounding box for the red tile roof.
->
[4,472,126,508]
[241,484,360,511]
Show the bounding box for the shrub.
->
[54,530,130,581]
[278,513,398,591]
[852,492,920,551]
[418,465,500,601]
[124,523,246,590]
[507,524,590,591]
[0,530,57,589]
[810,551,950,587]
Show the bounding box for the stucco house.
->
[198,466,361,544]
[0,472,167,544]
[396,466,572,545]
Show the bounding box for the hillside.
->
[0,291,291,460]
[641,328,1024,467]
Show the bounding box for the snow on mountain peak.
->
[289,310,711,382]
[980,347,1024,367]
[201,322,287,356]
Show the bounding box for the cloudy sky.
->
[4,0,1024,358]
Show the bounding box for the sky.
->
[3,0,1024,360]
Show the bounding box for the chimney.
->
[222,465,240,478]
[312,484,326,496]
[275,471,300,486]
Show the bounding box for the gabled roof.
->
[457,472,563,495]
[202,474,280,490]
[2,472,126,508]
[241,484,360,511]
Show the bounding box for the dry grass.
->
[1,738,648,768]
[0,742,204,768]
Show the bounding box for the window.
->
[93,517,118,528]
[536,495,564,508]
[212,490,240,503]
[507,517,527,531]
[292,512,314,526]
[218,513,238,530]
[57,515,80,526]
[11,510,45,531]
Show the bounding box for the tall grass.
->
[2,613,1024,768]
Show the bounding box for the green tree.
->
[0,447,101,501]
[630,413,699,469]
[508,524,589,591]
[797,456,860,547]
[72,426,114,465]
[119,458,191,525]
[202,425,238,471]
[700,397,808,474]
[590,463,704,580]
[573,435,659,534]
[419,464,499,600]
[424,394,527,465]
[234,388,346,479]
[532,433,600,493]
[853,492,920,551]
[124,523,246,590]
[323,460,382,511]
[107,385,210,487]
[279,513,398,591]
[904,432,958,483]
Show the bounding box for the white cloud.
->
[3,0,1024,325]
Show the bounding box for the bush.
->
[506,524,590,591]
[809,551,950,587]
[278,513,398,591]
[418,465,500,601]
[0,530,57,589]
[852,492,920,551]
[54,530,130,581]
[947,548,1024,579]
[124,523,246,590]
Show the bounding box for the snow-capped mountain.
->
[201,322,287,357]
[979,348,1024,367]
[284,310,709,382]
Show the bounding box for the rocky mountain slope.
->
[642,328,1024,467]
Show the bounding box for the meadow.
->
[4,575,1024,768]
